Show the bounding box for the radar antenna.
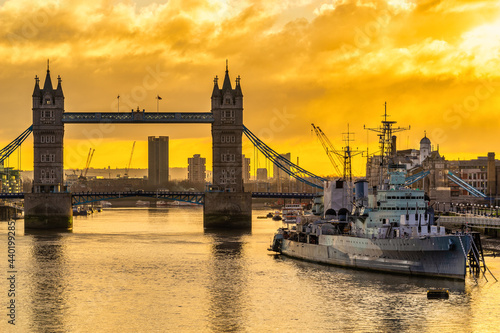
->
[364,102,410,186]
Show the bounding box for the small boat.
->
[101,201,112,208]
[156,200,168,207]
[266,212,273,218]
[73,206,91,216]
[427,289,450,299]
[281,204,303,223]
[272,211,282,221]
[167,200,196,206]
[136,200,150,207]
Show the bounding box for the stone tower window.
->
[222,110,233,118]
[41,110,54,118]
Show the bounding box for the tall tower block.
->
[204,63,251,228]
[25,64,73,229]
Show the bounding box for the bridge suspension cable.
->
[243,125,327,189]
[0,125,33,165]
[447,171,487,198]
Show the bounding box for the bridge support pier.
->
[0,206,18,221]
[203,192,252,229]
[24,193,73,230]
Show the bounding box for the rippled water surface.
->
[1,207,500,332]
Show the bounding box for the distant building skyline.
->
[188,154,206,183]
[148,136,169,185]
[273,153,291,180]
[367,132,500,202]
[256,168,267,181]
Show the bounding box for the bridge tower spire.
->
[205,63,251,228]
[210,63,243,193]
[26,65,72,229]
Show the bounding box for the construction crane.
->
[311,123,344,178]
[79,148,95,180]
[124,141,136,178]
[311,123,364,182]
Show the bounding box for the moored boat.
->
[269,165,475,280]
[272,211,282,221]
[167,200,196,206]
[269,111,492,280]
[156,200,168,207]
[281,203,303,223]
[136,200,150,207]
[101,201,112,208]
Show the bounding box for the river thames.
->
[1,207,500,332]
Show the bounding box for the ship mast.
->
[364,102,410,187]
[342,123,363,183]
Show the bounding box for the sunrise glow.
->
[1,0,500,177]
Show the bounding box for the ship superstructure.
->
[352,164,442,240]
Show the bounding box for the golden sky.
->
[1,0,500,177]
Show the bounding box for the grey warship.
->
[270,109,476,280]
[270,164,473,279]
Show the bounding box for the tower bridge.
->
[16,63,323,230]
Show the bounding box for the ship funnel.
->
[354,179,368,200]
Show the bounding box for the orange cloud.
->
[0,0,499,176]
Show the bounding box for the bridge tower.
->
[204,63,252,228]
[25,64,73,229]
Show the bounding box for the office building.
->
[188,154,206,183]
[148,136,169,185]
[273,153,291,179]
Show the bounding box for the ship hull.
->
[280,234,471,279]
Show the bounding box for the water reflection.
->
[279,257,472,332]
[206,230,251,332]
[27,232,67,333]
[3,209,496,332]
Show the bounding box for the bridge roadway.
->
[438,214,500,230]
[62,112,214,124]
[0,191,315,205]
